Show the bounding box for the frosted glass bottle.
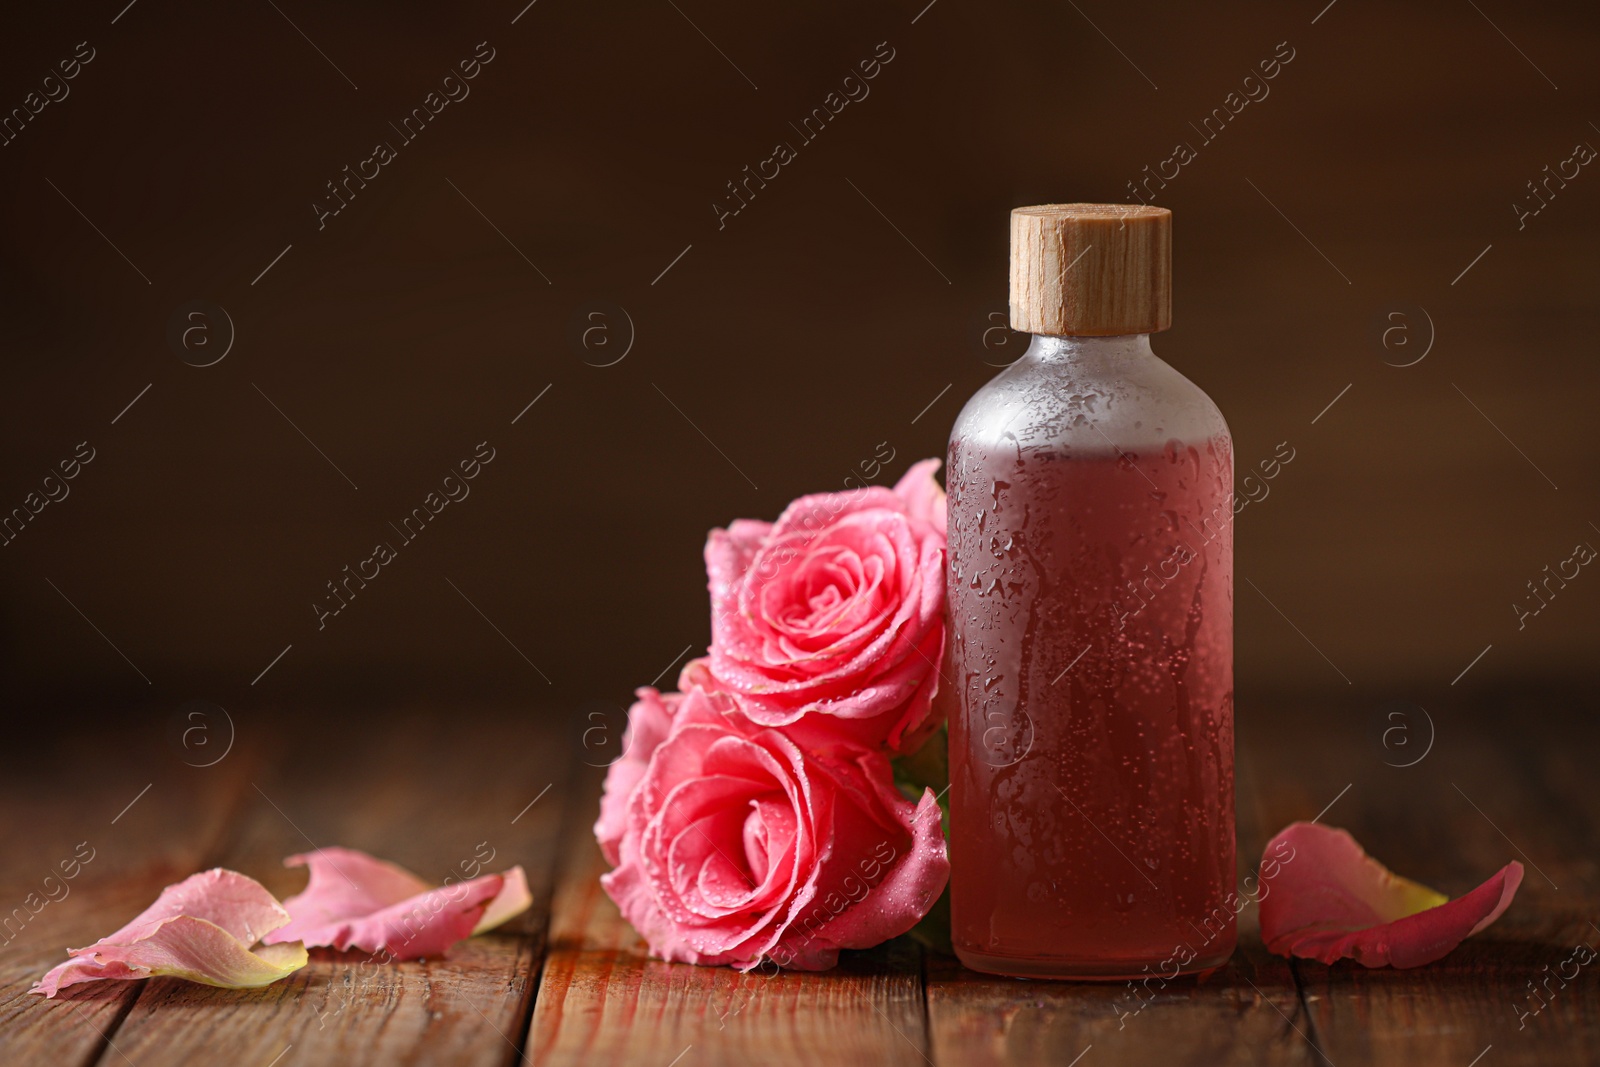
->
[946,206,1236,980]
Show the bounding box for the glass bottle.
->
[946,204,1235,980]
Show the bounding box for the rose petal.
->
[602,712,949,972]
[767,486,910,544]
[472,866,532,935]
[264,847,532,960]
[596,687,683,864]
[1258,822,1524,968]
[771,781,951,970]
[702,462,948,756]
[893,458,947,536]
[705,520,774,608]
[34,919,308,998]
[30,869,305,998]
[271,847,432,932]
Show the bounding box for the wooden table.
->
[3,691,1594,1066]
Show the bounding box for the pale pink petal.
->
[1258,822,1524,968]
[705,520,773,604]
[677,656,718,693]
[265,847,531,960]
[269,847,431,940]
[30,869,305,998]
[893,458,947,536]
[33,919,307,997]
[291,879,503,959]
[472,866,532,935]
[596,688,683,864]
[767,486,902,542]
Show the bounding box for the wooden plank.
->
[0,714,264,1067]
[925,940,1311,1067]
[923,703,1317,1067]
[526,769,931,1067]
[98,707,573,1067]
[1251,688,1600,1067]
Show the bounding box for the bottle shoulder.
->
[950,345,1230,456]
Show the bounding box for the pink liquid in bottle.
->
[947,417,1235,978]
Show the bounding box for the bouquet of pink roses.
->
[594,460,952,971]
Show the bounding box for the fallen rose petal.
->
[31,869,305,998]
[34,919,308,998]
[473,866,532,935]
[1258,822,1523,968]
[270,847,432,931]
[283,880,501,959]
[264,847,531,960]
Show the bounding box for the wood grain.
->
[0,718,266,1067]
[1248,689,1600,1067]
[925,939,1312,1067]
[526,769,931,1067]
[2,692,1596,1065]
[1009,204,1171,336]
[93,708,573,1067]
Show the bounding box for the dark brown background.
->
[1,0,1595,735]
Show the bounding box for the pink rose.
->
[600,686,949,971]
[704,459,948,755]
[593,687,681,866]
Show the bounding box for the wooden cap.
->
[1009,204,1172,335]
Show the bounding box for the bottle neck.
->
[1023,333,1154,372]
